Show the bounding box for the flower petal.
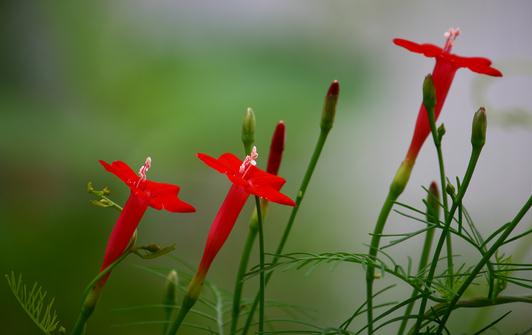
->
[247,166,286,190]
[249,185,296,206]
[144,180,196,212]
[99,160,139,187]
[393,38,443,58]
[197,153,242,175]
[451,55,503,77]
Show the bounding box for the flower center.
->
[136,156,152,187]
[239,146,258,177]
[443,27,460,53]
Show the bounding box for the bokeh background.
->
[1,1,531,334]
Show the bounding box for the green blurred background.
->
[1,1,531,334]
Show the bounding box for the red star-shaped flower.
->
[194,147,295,280]
[394,28,502,163]
[98,158,195,284]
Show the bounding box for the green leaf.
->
[5,271,63,335]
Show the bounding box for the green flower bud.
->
[423,74,437,112]
[471,107,487,150]
[446,183,456,197]
[426,182,440,224]
[164,270,178,306]
[320,80,339,132]
[241,107,256,154]
[437,124,446,140]
[163,270,178,332]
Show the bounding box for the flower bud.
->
[445,183,456,197]
[266,121,285,175]
[471,107,487,150]
[164,270,178,307]
[426,182,440,224]
[422,74,436,112]
[241,107,256,154]
[320,80,339,132]
[437,124,446,140]
[163,270,178,332]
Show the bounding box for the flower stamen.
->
[239,146,258,177]
[137,156,152,186]
[443,27,460,53]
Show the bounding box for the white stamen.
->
[239,146,259,175]
[137,157,152,186]
[443,27,460,52]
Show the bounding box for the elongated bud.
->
[242,107,256,154]
[471,107,487,150]
[267,121,285,175]
[426,182,440,224]
[320,80,339,132]
[423,74,436,112]
[163,270,178,327]
[164,270,178,305]
[390,160,413,198]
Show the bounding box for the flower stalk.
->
[413,108,488,333]
[166,148,294,335]
[397,182,440,335]
[71,159,194,335]
[230,121,285,335]
[241,80,340,335]
[255,195,265,334]
[431,194,532,334]
[365,29,502,334]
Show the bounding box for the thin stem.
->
[425,98,452,289]
[409,294,532,334]
[445,234,454,288]
[255,196,265,334]
[434,194,532,334]
[241,129,330,335]
[413,147,482,333]
[71,247,132,335]
[365,192,397,334]
[230,221,258,334]
[397,210,436,335]
[164,294,196,335]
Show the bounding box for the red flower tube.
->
[395,28,502,164]
[165,147,295,335]
[195,147,295,280]
[72,158,196,335]
[98,157,195,284]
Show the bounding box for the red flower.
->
[98,158,195,284]
[394,28,502,162]
[195,147,295,279]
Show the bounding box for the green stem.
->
[230,220,258,334]
[365,192,398,334]
[397,217,436,335]
[413,148,482,333]
[425,98,452,289]
[434,194,532,334]
[71,248,132,335]
[255,196,265,334]
[407,294,532,334]
[472,221,532,330]
[445,234,454,288]
[241,130,330,335]
[165,294,197,335]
